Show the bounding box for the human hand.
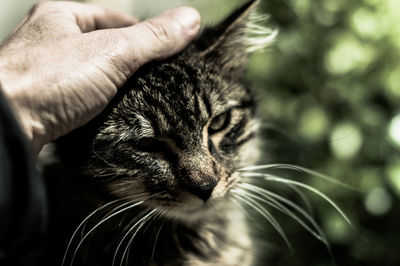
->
[0,1,200,154]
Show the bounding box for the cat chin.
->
[161,206,215,223]
[143,193,230,223]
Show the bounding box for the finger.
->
[120,6,201,67]
[63,6,200,93]
[33,1,139,32]
[64,2,139,32]
[90,6,140,30]
[0,1,139,54]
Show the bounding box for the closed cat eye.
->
[134,137,177,159]
[135,137,165,153]
[208,110,231,134]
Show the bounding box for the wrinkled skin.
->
[0,0,200,153]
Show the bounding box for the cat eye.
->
[209,110,231,134]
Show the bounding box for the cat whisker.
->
[151,213,166,261]
[239,163,358,191]
[66,192,158,266]
[112,209,149,266]
[91,139,117,168]
[61,198,126,266]
[236,183,329,246]
[93,171,120,180]
[120,209,158,266]
[230,197,265,230]
[111,192,164,266]
[241,172,352,226]
[235,187,309,234]
[96,193,149,226]
[288,184,314,214]
[68,200,144,266]
[232,192,292,251]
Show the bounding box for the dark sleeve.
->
[0,86,48,263]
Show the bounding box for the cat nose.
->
[188,178,218,202]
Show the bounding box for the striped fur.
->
[35,1,275,266]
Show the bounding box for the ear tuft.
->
[244,12,278,53]
[194,0,277,73]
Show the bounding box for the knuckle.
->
[143,20,171,44]
[32,0,46,8]
[30,1,59,17]
[31,1,52,12]
[29,1,44,15]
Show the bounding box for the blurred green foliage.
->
[241,0,400,265]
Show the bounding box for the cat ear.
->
[195,0,275,74]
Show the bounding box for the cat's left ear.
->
[195,0,274,75]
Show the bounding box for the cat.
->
[32,1,278,265]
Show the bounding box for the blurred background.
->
[1,0,399,265]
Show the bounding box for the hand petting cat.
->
[0,0,200,154]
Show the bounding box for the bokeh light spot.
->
[364,187,392,216]
[323,0,342,13]
[352,8,380,39]
[323,212,353,243]
[298,106,329,141]
[325,35,374,75]
[388,114,400,148]
[290,0,310,18]
[385,68,400,99]
[386,158,400,197]
[330,123,363,159]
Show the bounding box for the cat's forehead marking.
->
[197,94,211,120]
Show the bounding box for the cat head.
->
[66,0,274,220]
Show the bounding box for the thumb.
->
[84,6,201,78]
[125,7,201,63]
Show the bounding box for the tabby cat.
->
[36,1,276,265]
